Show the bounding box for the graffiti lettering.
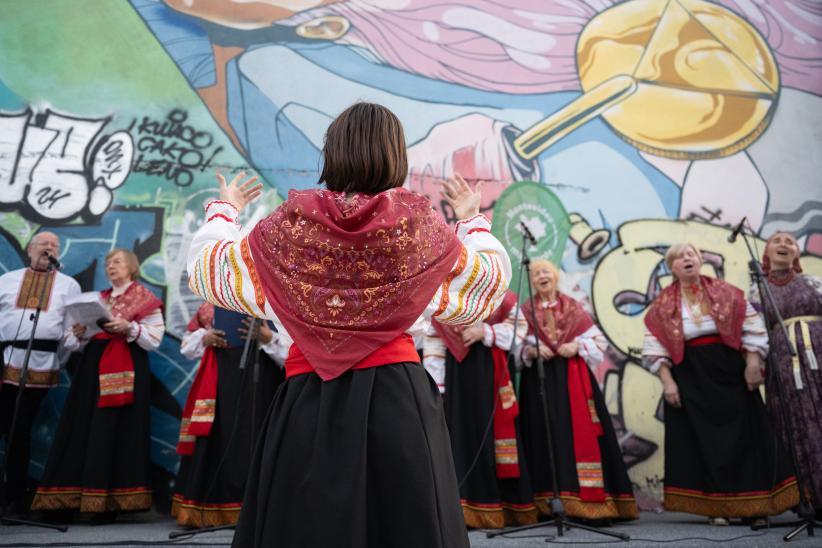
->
[33,186,71,209]
[0,108,132,223]
[128,109,222,188]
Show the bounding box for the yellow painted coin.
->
[577,0,779,159]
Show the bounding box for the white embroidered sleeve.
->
[422,323,447,394]
[126,308,165,352]
[641,329,672,374]
[482,303,528,353]
[187,201,283,329]
[425,215,511,326]
[741,302,769,357]
[576,324,607,371]
[180,328,207,360]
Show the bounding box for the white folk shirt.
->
[0,268,81,387]
[186,202,512,357]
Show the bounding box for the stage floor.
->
[1,511,818,547]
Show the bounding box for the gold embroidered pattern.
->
[31,486,153,513]
[664,480,799,517]
[499,381,516,410]
[16,270,55,310]
[171,495,241,528]
[2,367,59,387]
[99,371,135,396]
[494,438,519,465]
[576,462,605,488]
[191,399,216,423]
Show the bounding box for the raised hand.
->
[217,171,263,212]
[439,173,483,221]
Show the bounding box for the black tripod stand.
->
[0,263,68,532]
[168,317,261,541]
[488,224,628,542]
[737,225,820,541]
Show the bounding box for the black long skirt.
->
[663,342,799,517]
[444,344,538,528]
[31,339,152,513]
[233,362,470,548]
[519,356,638,520]
[172,348,284,527]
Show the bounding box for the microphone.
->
[727,217,747,243]
[44,252,62,270]
[520,221,537,245]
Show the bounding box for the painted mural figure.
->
[185,104,510,547]
[750,232,822,519]
[519,260,638,521]
[32,249,165,521]
[0,232,81,514]
[133,0,822,254]
[172,303,289,528]
[423,290,538,529]
[641,243,798,524]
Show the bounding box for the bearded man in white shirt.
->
[0,232,81,513]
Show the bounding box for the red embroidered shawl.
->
[643,275,746,365]
[248,188,461,381]
[433,291,518,362]
[521,292,594,351]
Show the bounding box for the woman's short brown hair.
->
[319,102,408,194]
[105,248,141,281]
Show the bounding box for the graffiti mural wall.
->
[1,0,820,509]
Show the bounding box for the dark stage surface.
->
[1,510,818,547]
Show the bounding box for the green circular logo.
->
[491,181,570,293]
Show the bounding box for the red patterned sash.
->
[177,346,218,455]
[96,283,162,408]
[567,355,605,502]
[492,346,520,478]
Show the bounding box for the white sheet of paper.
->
[64,292,110,337]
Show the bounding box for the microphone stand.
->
[737,226,819,541]
[168,317,261,541]
[0,262,68,532]
[487,230,628,542]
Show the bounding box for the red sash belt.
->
[491,347,520,478]
[177,346,218,455]
[93,332,134,408]
[285,334,419,379]
[567,355,605,502]
[685,335,723,347]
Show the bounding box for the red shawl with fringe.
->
[522,293,606,502]
[247,188,461,381]
[643,276,746,365]
[95,283,162,408]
